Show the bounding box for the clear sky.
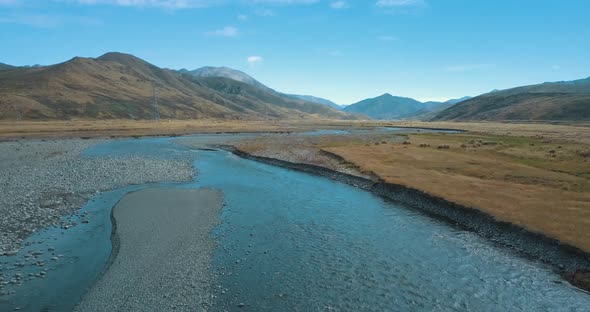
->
[1,0,589,104]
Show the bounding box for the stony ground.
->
[74,188,222,312]
[0,138,194,254]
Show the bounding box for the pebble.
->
[0,138,194,253]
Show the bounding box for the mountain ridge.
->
[0,52,355,120]
[343,93,470,120]
[183,66,343,110]
[285,94,341,110]
[433,76,590,121]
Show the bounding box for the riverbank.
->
[0,138,194,254]
[75,188,222,311]
[234,125,590,252]
[227,145,590,292]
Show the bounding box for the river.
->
[1,131,589,311]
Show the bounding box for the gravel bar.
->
[74,188,222,312]
[0,138,194,254]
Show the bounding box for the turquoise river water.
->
[0,131,589,311]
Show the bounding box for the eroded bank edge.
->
[223,145,590,292]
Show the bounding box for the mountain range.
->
[0,53,354,120]
[1,52,588,122]
[284,94,342,110]
[433,77,590,121]
[183,66,342,110]
[0,63,15,70]
[343,94,471,120]
[179,66,275,93]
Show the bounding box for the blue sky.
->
[1,0,589,104]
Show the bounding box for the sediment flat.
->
[0,138,194,254]
[75,188,222,312]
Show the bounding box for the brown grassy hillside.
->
[433,77,590,121]
[0,52,354,120]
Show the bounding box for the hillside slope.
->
[184,66,342,110]
[0,63,15,71]
[285,94,341,110]
[181,66,275,93]
[0,53,353,120]
[433,77,590,121]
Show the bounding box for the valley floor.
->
[2,119,589,254]
[0,119,374,140]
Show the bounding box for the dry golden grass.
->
[385,121,590,144]
[325,136,590,251]
[238,122,590,252]
[0,119,375,140]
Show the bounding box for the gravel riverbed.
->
[75,188,222,311]
[0,138,194,254]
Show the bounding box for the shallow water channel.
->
[1,131,589,311]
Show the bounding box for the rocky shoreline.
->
[0,138,195,254]
[227,146,590,292]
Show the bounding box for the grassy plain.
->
[0,119,371,140]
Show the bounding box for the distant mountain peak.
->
[96,52,150,67]
[285,94,341,110]
[186,66,273,92]
[184,65,344,110]
[98,51,136,60]
[344,93,424,119]
[202,65,232,70]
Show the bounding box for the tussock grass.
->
[239,121,590,252]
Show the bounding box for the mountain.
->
[410,96,473,120]
[183,66,342,110]
[0,52,355,120]
[180,66,275,93]
[433,77,590,121]
[343,93,426,119]
[0,63,15,70]
[185,76,350,118]
[344,93,424,119]
[445,96,472,105]
[285,94,341,110]
[342,94,471,120]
